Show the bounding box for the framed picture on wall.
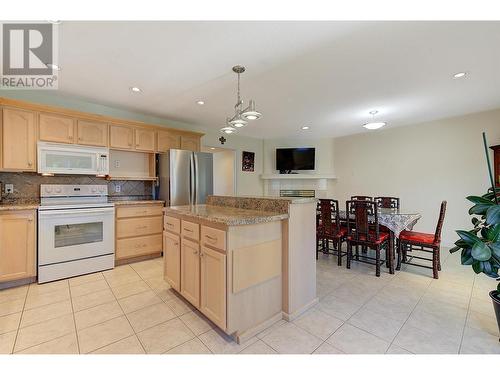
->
[242,151,255,172]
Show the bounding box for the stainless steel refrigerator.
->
[156,149,213,206]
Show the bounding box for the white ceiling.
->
[55,21,500,139]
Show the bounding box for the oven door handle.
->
[39,207,115,217]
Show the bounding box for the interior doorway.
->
[201,146,236,196]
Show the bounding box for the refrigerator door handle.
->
[189,153,195,205]
[193,153,199,205]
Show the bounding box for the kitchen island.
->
[163,195,317,343]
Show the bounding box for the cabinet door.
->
[180,238,200,307]
[157,130,180,153]
[39,113,75,144]
[0,211,36,282]
[135,128,155,152]
[110,124,134,150]
[180,135,200,152]
[77,120,108,147]
[200,246,226,330]
[2,108,37,171]
[164,231,181,291]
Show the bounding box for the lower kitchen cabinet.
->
[0,210,37,283]
[163,231,180,290]
[180,238,201,307]
[200,246,226,330]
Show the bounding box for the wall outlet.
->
[5,184,14,194]
[114,160,120,168]
[115,184,121,193]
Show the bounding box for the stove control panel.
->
[41,184,108,198]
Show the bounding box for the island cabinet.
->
[0,210,37,283]
[163,209,283,342]
[115,202,164,263]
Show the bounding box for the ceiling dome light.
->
[301,126,310,130]
[363,122,386,130]
[453,72,467,79]
[130,87,142,93]
[241,100,262,121]
[220,126,235,134]
[229,116,248,128]
[196,100,205,105]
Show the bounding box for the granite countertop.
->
[0,202,39,211]
[111,200,165,206]
[165,204,288,226]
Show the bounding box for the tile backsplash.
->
[0,172,153,202]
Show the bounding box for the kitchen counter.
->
[0,201,39,211]
[111,199,165,206]
[165,204,288,226]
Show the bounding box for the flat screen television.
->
[276,148,315,172]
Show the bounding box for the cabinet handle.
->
[166,222,174,227]
[205,235,217,243]
[200,252,204,257]
[193,250,198,255]
[78,137,83,141]
[173,242,179,246]
[28,161,33,167]
[184,228,193,233]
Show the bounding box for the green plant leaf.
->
[497,283,500,292]
[467,196,494,205]
[470,204,494,216]
[486,224,500,242]
[461,249,474,265]
[450,246,461,254]
[471,241,492,261]
[472,261,483,274]
[456,230,481,245]
[486,206,500,225]
[489,242,500,258]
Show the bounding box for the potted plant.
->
[450,133,500,339]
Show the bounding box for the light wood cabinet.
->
[39,113,75,144]
[0,210,36,283]
[158,130,181,153]
[181,135,200,152]
[110,124,134,150]
[200,246,226,330]
[164,231,181,291]
[1,108,37,171]
[180,238,200,308]
[135,128,155,152]
[77,119,108,147]
[115,203,164,262]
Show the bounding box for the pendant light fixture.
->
[363,110,387,130]
[220,65,262,134]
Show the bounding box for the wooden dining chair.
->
[316,199,347,265]
[351,195,372,201]
[374,197,400,209]
[345,200,391,276]
[396,201,447,279]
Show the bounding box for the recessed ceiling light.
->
[210,147,216,150]
[196,100,205,105]
[369,110,379,115]
[363,122,387,130]
[47,20,62,24]
[130,87,142,93]
[301,126,310,130]
[453,72,467,79]
[46,63,61,71]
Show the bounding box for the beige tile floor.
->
[0,249,499,354]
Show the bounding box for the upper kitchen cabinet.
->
[135,128,156,152]
[77,119,108,147]
[157,130,181,152]
[39,113,75,144]
[110,124,134,150]
[181,135,201,152]
[1,107,37,172]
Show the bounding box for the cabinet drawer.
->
[182,220,199,242]
[116,204,163,219]
[116,216,163,238]
[164,215,180,234]
[201,225,226,251]
[116,234,162,260]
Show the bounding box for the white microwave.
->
[37,142,109,176]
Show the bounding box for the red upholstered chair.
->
[374,197,400,209]
[345,200,391,277]
[396,201,447,279]
[351,195,372,201]
[316,199,347,265]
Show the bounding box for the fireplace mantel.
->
[260,174,337,180]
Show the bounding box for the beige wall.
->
[332,108,500,246]
[212,149,236,196]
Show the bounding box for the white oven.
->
[38,185,115,283]
[37,142,109,176]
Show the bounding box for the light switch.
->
[115,184,121,193]
[114,160,120,168]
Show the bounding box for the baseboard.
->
[0,276,36,290]
[115,252,162,266]
[282,297,319,321]
[234,312,283,344]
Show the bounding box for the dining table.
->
[338,208,422,273]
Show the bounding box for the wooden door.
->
[1,108,37,171]
[200,246,226,330]
[157,130,181,153]
[164,231,181,291]
[0,211,36,282]
[39,113,75,144]
[77,119,108,147]
[110,124,134,150]
[180,135,200,152]
[135,128,155,152]
[180,238,200,307]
